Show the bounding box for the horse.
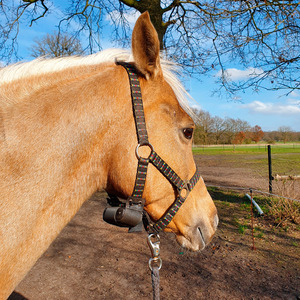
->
[0,12,218,299]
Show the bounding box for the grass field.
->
[192,143,300,155]
[193,144,300,175]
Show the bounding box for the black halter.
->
[103,62,201,233]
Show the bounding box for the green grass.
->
[208,187,270,209]
[194,145,300,175]
[192,144,300,155]
[209,187,300,229]
[208,187,249,204]
[256,231,264,238]
[238,224,247,234]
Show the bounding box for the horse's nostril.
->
[214,214,219,230]
[197,227,205,243]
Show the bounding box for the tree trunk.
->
[147,11,166,50]
[120,0,166,49]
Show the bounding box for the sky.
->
[3,2,300,132]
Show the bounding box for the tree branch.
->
[29,0,49,26]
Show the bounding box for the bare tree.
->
[31,32,84,58]
[1,1,300,96]
[211,116,227,144]
[193,110,214,145]
[278,126,293,144]
[222,118,251,144]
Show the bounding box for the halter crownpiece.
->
[103,61,201,233]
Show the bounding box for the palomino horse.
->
[0,12,218,298]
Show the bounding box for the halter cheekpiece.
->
[103,61,201,233]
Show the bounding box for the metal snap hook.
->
[147,233,162,271]
[147,233,160,257]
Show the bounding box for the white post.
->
[245,194,264,215]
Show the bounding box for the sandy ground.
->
[8,155,300,300]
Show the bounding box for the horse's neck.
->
[0,64,122,297]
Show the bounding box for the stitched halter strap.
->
[117,61,201,233]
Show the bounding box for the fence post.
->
[249,189,256,250]
[268,145,273,194]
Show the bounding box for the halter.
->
[103,61,201,234]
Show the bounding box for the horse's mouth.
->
[175,215,219,251]
[175,227,207,251]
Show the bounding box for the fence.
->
[193,143,300,201]
[193,143,300,150]
[193,144,299,264]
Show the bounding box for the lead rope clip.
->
[147,233,162,300]
[147,233,162,271]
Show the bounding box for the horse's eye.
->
[183,128,193,140]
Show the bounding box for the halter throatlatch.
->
[103,62,201,233]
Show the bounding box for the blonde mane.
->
[0,49,195,119]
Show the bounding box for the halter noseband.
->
[103,62,201,233]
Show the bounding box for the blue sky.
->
[4,3,300,132]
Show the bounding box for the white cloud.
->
[241,100,300,115]
[190,103,201,111]
[287,98,300,106]
[216,67,264,81]
[290,91,299,98]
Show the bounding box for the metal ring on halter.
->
[178,181,192,200]
[135,143,154,160]
[149,257,162,271]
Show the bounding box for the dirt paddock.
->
[9,155,300,299]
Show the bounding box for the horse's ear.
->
[132,11,161,79]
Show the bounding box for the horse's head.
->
[105,12,217,251]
